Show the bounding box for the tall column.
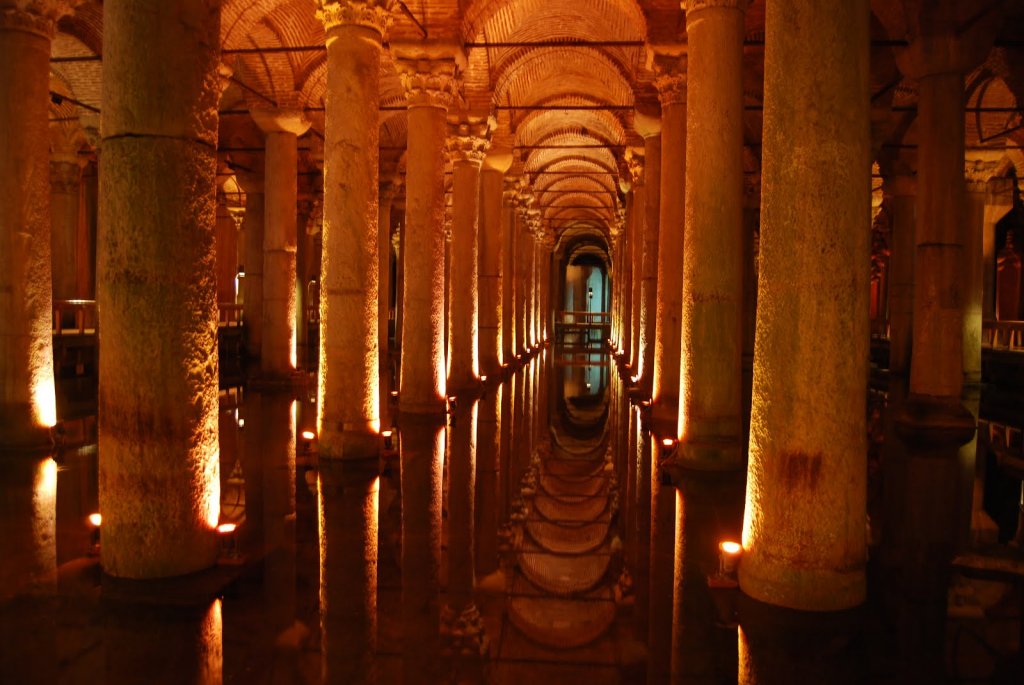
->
[98,0,222,577]
[447,121,489,389]
[650,58,686,425]
[500,178,518,366]
[739,0,870,610]
[397,55,458,413]
[885,172,916,375]
[677,0,747,470]
[636,114,661,389]
[395,51,459,683]
[481,153,511,374]
[49,134,85,306]
[984,178,1015,319]
[0,2,74,448]
[379,181,398,429]
[251,103,310,378]
[237,171,266,358]
[619,190,634,361]
[316,3,394,679]
[628,159,645,372]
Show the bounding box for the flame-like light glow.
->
[205,448,221,529]
[302,430,316,441]
[661,438,676,448]
[40,458,57,497]
[720,541,742,556]
[88,512,102,527]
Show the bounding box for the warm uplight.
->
[301,430,316,441]
[661,438,676,448]
[382,429,394,450]
[40,458,58,496]
[238,418,245,428]
[216,522,237,534]
[480,375,488,382]
[87,513,102,528]
[32,377,57,428]
[720,541,741,555]
[719,540,742,576]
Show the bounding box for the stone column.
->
[395,51,459,683]
[514,198,530,355]
[49,138,85,306]
[251,104,310,378]
[214,195,239,304]
[447,121,489,390]
[885,173,916,375]
[677,0,747,470]
[0,2,74,448]
[237,171,266,358]
[739,0,871,610]
[315,4,394,677]
[984,177,1015,319]
[628,159,645,373]
[481,152,511,374]
[619,190,634,362]
[636,114,661,389]
[650,58,687,426]
[501,179,518,366]
[397,55,458,413]
[379,181,398,429]
[98,0,222,577]
[79,158,98,299]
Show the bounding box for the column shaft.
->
[739,0,870,610]
[886,178,915,375]
[262,130,301,375]
[479,166,506,376]
[639,132,661,387]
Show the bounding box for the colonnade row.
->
[597,1,1011,680]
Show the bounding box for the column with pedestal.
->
[50,132,85,310]
[884,171,916,375]
[739,0,871,611]
[98,0,223,577]
[0,2,76,448]
[251,102,310,378]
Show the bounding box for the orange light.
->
[720,541,742,555]
[87,513,102,528]
[480,375,488,382]
[301,430,316,441]
[216,522,237,534]
[661,438,676,448]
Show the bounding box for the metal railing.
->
[559,311,611,325]
[53,300,246,334]
[218,303,244,328]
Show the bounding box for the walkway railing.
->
[555,311,610,346]
[559,310,611,326]
[983,320,1024,352]
[53,300,246,334]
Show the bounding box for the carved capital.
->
[682,0,750,13]
[446,119,492,166]
[654,70,687,107]
[250,95,311,136]
[397,58,460,110]
[625,148,645,186]
[502,177,520,207]
[0,2,80,37]
[964,159,1001,193]
[49,160,80,194]
[317,0,395,35]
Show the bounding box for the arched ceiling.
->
[45,0,1024,247]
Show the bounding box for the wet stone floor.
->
[1,350,1023,683]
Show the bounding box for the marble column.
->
[237,171,266,358]
[636,114,661,389]
[677,0,747,470]
[619,190,634,363]
[628,159,645,373]
[395,51,459,683]
[251,104,310,377]
[739,0,870,610]
[500,178,518,366]
[98,0,222,577]
[481,153,511,374]
[885,173,916,375]
[0,2,73,448]
[50,141,85,306]
[379,181,398,430]
[650,58,686,426]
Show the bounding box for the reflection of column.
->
[648,448,675,684]
[319,458,379,685]
[678,0,746,470]
[740,0,870,610]
[98,0,222,577]
[0,2,70,448]
[252,105,310,377]
[238,171,266,358]
[650,57,686,427]
[884,173,915,375]
[477,386,502,577]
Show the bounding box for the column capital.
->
[502,176,520,206]
[964,159,1001,193]
[446,118,493,166]
[250,99,312,136]
[625,147,645,186]
[0,1,80,37]
[897,32,993,80]
[316,0,395,35]
[652,60,687,107]
[49,158,82,193]
[396,57,461,110]
[634,109,662,139]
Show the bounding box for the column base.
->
[738,558,866,613]
[0,420,55,455]
[894,394,976,449]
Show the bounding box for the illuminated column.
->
[619,190,634,361]
[395,51,459,682]
[251,102,310,377]
[884,172,916,375]
[636,114,661,389]
[0,2,74,448]
[50,136,85,306]
[315,3,394,677]
[677,0,747,469]
[98,0,222,577]
[397,54,458,413]
[609,219,624,348]
[480,152,512,374]
[500,178,518,366]
[740,0,870,610]
[379,180,399,429]
[650,58,686,424]
[237,171,266,358]
[628,155,645,373]
[984,178,1015,320]
[447,121,489,389]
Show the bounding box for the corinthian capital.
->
[625,147,645,186]
[652,54,687,107]
[964,159,1001,193]
[396,58,460,110]
[682,0,750,13]
[446,118,493,166]
[316,0,395,35]
[0,0,81,37]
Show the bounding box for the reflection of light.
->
[237,418,245,428]
[88,513,102,528]
[382,429,394,450]
[204,599,224,678]
[661,437,676,448]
